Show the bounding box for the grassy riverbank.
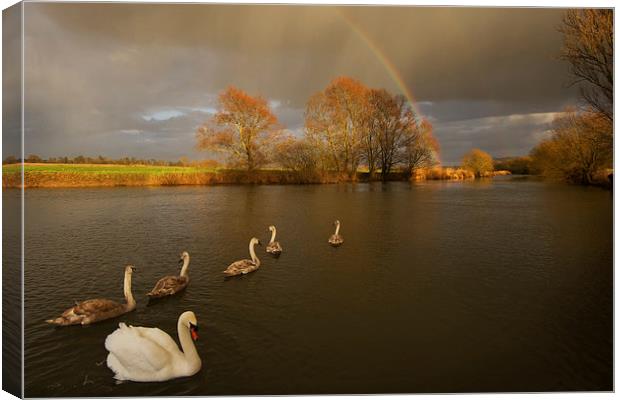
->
[2,163,349,188]
[3,163,506,188]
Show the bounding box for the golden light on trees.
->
[559,9,613,122]
[304,77,440,181]
[526,9,614,187]
[305,77,370,176]
[365,90,439,180]
[461,148,494,178]
[196,86,280,171]
[404,118,439,176]
[367,89,412,180]
[196,78,442,181]
[530,108,612,184]
[273,134,321,182]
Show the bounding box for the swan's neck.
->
[177,319,201,370]
[249,242,260,266]
[180,257,190,278]
[123,272,136,309]
[269,228,277,244]
[334,223,341,236]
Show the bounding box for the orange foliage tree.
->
[404,118,439,175]
[303,77,440,180]
[305,77,370,176]
[530,108,612,184]
[196,86,280,170]
[461,148,494,177]
[366,89,437,180]
[273,134,321,181]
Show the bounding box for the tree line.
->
[2,154,197,167]
[530,9,613,185]
[196,77,440,181]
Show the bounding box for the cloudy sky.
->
[5,3,580,163]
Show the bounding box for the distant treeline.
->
[3,154,220,168]
[5,153,531,176]
[493,156,533,175]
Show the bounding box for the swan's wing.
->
[223,259,255,275]
[131,326,181,355]
[69,299,123,316]
[328,234,343,244]
[105,323,175,374]
[46,299,124,325]
[267,242,282,253]
[148,276,187,296]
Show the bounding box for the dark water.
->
[19,177,612,396]
[3,187,22,397]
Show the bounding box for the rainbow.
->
[339,11,424,120]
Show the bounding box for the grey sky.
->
[5,3,581,163]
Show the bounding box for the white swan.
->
[223,237,262,276]
[147,252,190,299]
[46,265,136,326]
[105,311,201,382]
[266,225,283,256]
[328,220,344,247]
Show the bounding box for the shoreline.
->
[2,163,510,189]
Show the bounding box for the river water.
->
[15,177,612,396]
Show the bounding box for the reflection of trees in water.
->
[469,178,493,189]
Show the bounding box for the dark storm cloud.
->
[8,3,581,162]
[432,109,558,164]
[3,3,22,158]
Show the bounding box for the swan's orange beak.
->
[190,324,199,341]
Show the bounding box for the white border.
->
[0,1,616,400]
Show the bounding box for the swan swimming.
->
[266,225,283,256]
[223,237,262,276]
[105,311,202,382]
[328,220,344,247]
[147,252,190,299]
[46,265,136,326]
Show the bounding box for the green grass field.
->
[2,163,417,188]
[3,163,219,175]
[2,163,321,187]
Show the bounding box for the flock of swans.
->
[45,220,344,382]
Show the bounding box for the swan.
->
[46,265,136,326]
[328,220,344,247]
[266,225,283,256]
[104,311,201,382]
[223,237,262,276]
[147,252,190,299]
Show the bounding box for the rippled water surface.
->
[19,178,612,396]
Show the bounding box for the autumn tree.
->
[274,134,321,181]
[404,118,439,176]
[305,77,369,176]
[196,86,280,171]
[559,9,613,124]
[462,148,494,177]
[365,90,408,180]
[360,93,381,177]
[530,109,612,184]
